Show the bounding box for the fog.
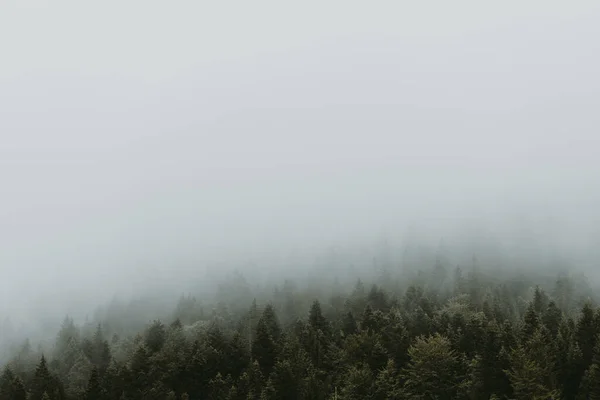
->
[1,1,600,339]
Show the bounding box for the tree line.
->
[1,264,599,399]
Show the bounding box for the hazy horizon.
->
[1,0,600,327]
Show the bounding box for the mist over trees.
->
[1,239,600,399]
[2,0,600,399]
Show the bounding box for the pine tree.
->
[505,329,560,400]
[102,361,127,400]
[165,391,176,400]
[339,363,373,400]
[361,305,377,333]
[367,285,389,311]
[270,359,301,399]
[479,323,511,398]
[12,377,27,400]
[31,355,55,400]
[576,303,598,368]
[578,336,600,399]
[379,314,410,369]
[228,331,249,378]
[409,306,433,338]
[66,350,94,397]
[259,378,276,400]
[542,300,562,337]
[341,311,358,336]
[85,367,103,400]
[532,286,548,314]
[129,345,150,394]
[453,266,465,296]
[208,373,232,400]
[252,317,278,376]
[521,303,539,343]
[374,359,401,400]
[556,323,582,399]
[82,325,111,373]
[207,323,227,352]
[238,361,263,400]
[145,320,166,353]
[0,367,15,400]
[401,334,465,400]
[554,276,573,313]
[55,316,80,359]
[579,364,600,400]
[261,305,282,342]
[309,300,330,335]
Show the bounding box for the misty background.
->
[1,0,599,342]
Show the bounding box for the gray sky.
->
[1,0,600,319]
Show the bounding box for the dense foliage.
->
[1,263,599,399]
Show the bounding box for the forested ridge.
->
[1,263,599,400]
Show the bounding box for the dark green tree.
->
[521,303,539,343]
[576,303,598,368]
[260,305,282,342]
[145,320,166,353]
[532,286,548,314]
[542,300,562,337]
[374,360,401,400]
[339,363,373,400]
[252,316,278,376]
[401,334,465,400]
[85,367,103,400]
[208,373,233,400]
[12,377,27,400]
[309,300,330,336]
[341,311,358,336]
[0,367,15,400]
[31,355,55,400]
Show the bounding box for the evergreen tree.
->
[252,316,278,376]
[208,373,232,400]
[12,377,27,400]
[238,361,263,400]
[505,329,560,400]
[260,378,276,400]
[339,363,373,400]
[66,351,94,398]
[31,355,55,400]
[228,331,250,378]
[577,335,600,400]
[401,334,465,400]
[270,359,301,400]
[309,300,330,335]
[260,305,282,342]
[85,367,103,400]
[554,276,573,313]
[578,364,600,400]
[556,322,582,400]
[532,286,548,314]
[145,320,166,353]
[0,367,15,400]
[368,285,389,311]
[521,303,539,343]
[374,360,401,400]
[341,311,358,336]
[54,316,80,359]
[361,305,377,333]
[576,302,598,368]
[542,300,563,337]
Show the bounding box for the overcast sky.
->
[1,0,600,319]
